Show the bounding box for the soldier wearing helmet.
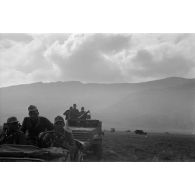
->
[69,104,80,119]
[0,117,26,145]
[63,106,73,120]
[80,107,85,115]
[39,116,76,160]
[40,116,74,148]
[79,107,91,120]
[20,105,54,146]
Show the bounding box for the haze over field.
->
[0,34,195,133]
[0,77,194,133]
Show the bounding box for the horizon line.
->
[0,76,194,89]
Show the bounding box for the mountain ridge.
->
[1,77,194,89]
[0,77,194,133]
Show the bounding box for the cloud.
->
[45,34,131,82]
[0,33,33,43]
[0,34,63,87]
[0,33,195,87]
[130,49,194,79]
[116,34,195,82]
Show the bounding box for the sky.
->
[0,33,195,87]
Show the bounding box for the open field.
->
[99,131,195,162]
[2,126,195,162]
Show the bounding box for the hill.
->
[0,77,195,133]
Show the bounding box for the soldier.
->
[69,104,80,119]
[78,107,91,120]
[63,106,73,120]
[39,116,76,160]
[47,116,74,147]
[78,107,89,120]
[0,117,26,145]
[80,107,85,116]
[20,105,54,146]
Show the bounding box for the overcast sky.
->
[0,33,195,87]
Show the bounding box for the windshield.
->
[68,120,100,128]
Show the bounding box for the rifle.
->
[78,110,90,120]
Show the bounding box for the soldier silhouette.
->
[0,117,26,145]
[20,105,53,145]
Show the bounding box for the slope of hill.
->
[0,77,195,133]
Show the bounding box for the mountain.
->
[0,77,195,133]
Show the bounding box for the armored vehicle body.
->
[66,119,103,160]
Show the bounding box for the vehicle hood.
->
[68,127,96,131]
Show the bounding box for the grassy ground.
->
[1,126,195,162]
[99,131,195,162]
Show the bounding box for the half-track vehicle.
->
[66,119,103,160]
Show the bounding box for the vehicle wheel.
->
[75,149,84,162]
[93,144,102,161]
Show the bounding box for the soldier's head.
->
[73,104,77,109]
[28,105,39,121]
[7,116,19,131]
[81,107,85,111]
[54,116,65,131]
[70,106,73,110]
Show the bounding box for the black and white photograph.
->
[1,1,195,195]
[0,33,195,162]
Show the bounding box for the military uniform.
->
[40,116,77,160]
[0,130,26,145]
[63,107,73,120]
[21,105,53,145]
[69,108,80,119]
[63,110,70,120]
[20,116,54,145]
[0,117,26,145]
[79,110,85,116]
[79,109,91,120]
[41,129,74,149]
[79,110,87,119]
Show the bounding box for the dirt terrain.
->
[99,131,195,162]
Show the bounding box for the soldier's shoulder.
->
[39,116,52,122]
[39,116,47,120]
[15,130,25,136]
[22,117,30,122]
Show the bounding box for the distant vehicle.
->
[0,144,71,162]
[126,130,131,133]
[110,128,116,133]
[66,119,103,160]
[134,130,147,135]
